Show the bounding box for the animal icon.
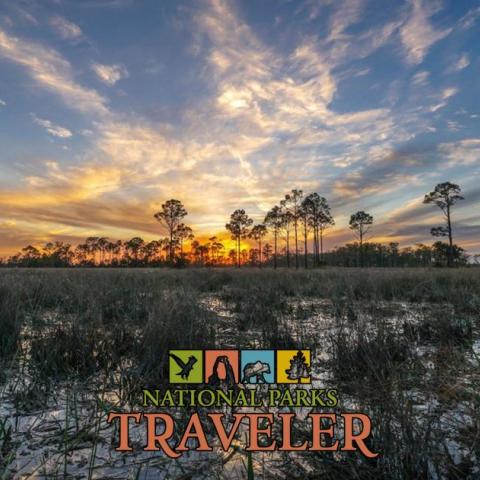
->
[242,361,271,384]
[169,353,198,380]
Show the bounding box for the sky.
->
[0,0,479,256]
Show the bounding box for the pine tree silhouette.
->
[285,351,311,383]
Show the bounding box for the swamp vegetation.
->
[0,268,479,479]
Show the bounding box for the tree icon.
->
[285,350,311,383]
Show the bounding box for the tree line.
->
[1,182,472,268]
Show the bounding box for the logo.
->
[169,349,311,384]
[205,350,240,386]
[107,348,379,459]
[241,350,274,384]
[277,350,311,384]
[168,350,203,383]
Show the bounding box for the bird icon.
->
[169,353,198,380]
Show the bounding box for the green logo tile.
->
[169,350,203,383]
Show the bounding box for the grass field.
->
[0,268,479,479]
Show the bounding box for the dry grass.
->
[0,267,479,479]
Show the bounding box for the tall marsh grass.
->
[0,267,478,479]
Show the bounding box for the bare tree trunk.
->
[259,239,262,268]
[320,226,324,263]
[303,218,308,269]
[274,231,278,270]
[294,219,299,269]
[447,203,453,267]
[359,229,364,268]
[286,231,290,268]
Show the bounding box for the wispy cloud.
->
[412,70,429,86]
[0,0,435,245]
[448,53,470,73]
[439,138,480,166]
[429,86,458,112]
[0,0,478,255]
[400,0,451,65]
[327,0,364,41]
[91,63,129,85]
[10,4,38,26]
[0,29,108,115]
[50,16,83,41]
[30,114,73,138]
[457,6,480,30]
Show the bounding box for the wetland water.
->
[0,269,479,479]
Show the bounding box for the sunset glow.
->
[0,0,479,257]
